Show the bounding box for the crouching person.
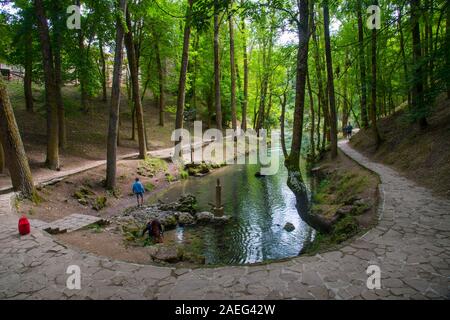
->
[142,219,164,243]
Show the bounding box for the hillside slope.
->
[350,95,450,198]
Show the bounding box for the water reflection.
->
[151,148,316,265]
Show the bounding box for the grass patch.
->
[303,215,359,255]
[144,182,155,192]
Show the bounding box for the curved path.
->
[0,141,449,299]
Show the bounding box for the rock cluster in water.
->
[117,194,231,230]
[116,194,231,264]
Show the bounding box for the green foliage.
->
[180,170,189,180]
[144,182,155,192]
[92,196,107,211]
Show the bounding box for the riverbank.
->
[303,148,380,254]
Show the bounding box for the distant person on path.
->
[142,219,164,243]
[347,123,353,139]
[132,177,145,207]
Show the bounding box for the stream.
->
[149,147,316,265]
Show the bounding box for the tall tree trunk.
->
[307,71,315,159]
[106,0,127,190]
[175,0,193,137]
[24,31,33,113]
[99,40,108,102]
[357,0,369,128]
[411,0,428,128]
[213,0,222,130]
[0,142,4,174]
[77,0,89,112]
[229,3,237,132]
[34,0,59,170]
[446,0,450,99]
[287,0,309,170]
[279,89,288,159]
[52,6,67,150]
[312,6,326,152]
[124,8,147,159]
[323,0,338,158]
[241,8,248,131]
[398,7,411,109]
[0,78,35,197]
[155,38,165,127]
[371,1,382,145]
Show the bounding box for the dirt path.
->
[0,141,449,299]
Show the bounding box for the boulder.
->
[283,222,295,232]
[159,213,178,230]
[196,211,215,223]
[178,212,195,225]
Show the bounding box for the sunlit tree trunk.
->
[124,8,147,159]
[287,0,309,170]
[106,0,127,190]
[34,0,59,170]
[307,72,315,159]
[213,0,222,131]
[241,6,248,131]
[229,2,237,132]
[323,0,338,158]
[0,78,35,197]
[51,2,66,150]
[175,0,193,137]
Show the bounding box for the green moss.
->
[166,174,175,182]
[144,182,155,191]
[303,215,359,255]
[180,170,189,180]
[92,196,107,211]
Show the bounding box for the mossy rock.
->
[92,196,107,211]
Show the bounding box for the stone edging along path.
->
[0,141,449,299]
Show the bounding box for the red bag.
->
[18,216,30,235]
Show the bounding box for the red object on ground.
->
[18,216,30,235]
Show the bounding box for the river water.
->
[150,147,316,265]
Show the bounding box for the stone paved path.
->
[0,141,449,299]
[29,214,109,234]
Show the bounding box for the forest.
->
[1,0,449,197]
[0,0,449,300]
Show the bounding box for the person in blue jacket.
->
[132,177,145,207]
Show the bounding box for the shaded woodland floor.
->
[0,82,177,189]
[351,94,450,198]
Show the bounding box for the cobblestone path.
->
[0,141,448,299]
